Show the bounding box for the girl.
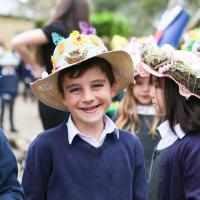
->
[11,0,90,130]
[140,43,200,200]
[114,38,161,178]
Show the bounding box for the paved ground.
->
[4,95,43,140]
[3,94,43,181]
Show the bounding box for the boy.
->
[22,31,147,199]
[0,129,24,199]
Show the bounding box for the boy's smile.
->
[61,67,115,134]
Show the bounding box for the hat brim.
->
[31,50,134,111]
[142,59,200,99]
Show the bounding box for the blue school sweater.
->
[22,122,147,200]
[0,129,24,199]
[158,132,200,200]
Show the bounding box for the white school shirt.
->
[136,105,155,115]
[156,120,185,150]
[67,115,119,148]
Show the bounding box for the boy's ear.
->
[111,83,117,98]
[58,92,65,100]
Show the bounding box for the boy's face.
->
[61,67,116,128]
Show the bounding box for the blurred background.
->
[0,0,200,181]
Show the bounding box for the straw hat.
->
[127,36,157,77]
[31,31,134,111]
[139,43,200,99]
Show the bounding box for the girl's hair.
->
[49,0,90,30]
[115,80,160,138]
[57,57,115,96]
[36,0,90,66]
[164,77,200,133]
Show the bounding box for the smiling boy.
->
[22,31,147,200]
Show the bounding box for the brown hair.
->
[36,0,90,66]
[164,77,200,133]
[115,78,160,138]
[49,0,90,30]
[57,57,115,96]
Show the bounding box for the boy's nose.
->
[82,89,94,102]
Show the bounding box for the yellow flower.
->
[89,35,102,46]
[51,56,56,69]
[72,35,86,45]
[57,42,64,54]
[70,31,80,38]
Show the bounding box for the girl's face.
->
[149,76,166,116]
[132,76,152,105]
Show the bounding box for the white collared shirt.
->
[67,115,119,148]
[136,105,155,115]
[156,120,186,150]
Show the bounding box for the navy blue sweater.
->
[159,132,200,200]
[22,122,147,200]
[0,129,24,199]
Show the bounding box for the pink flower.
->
[158,63,171,73]
[179,84,191,99]
[136,63,150,77]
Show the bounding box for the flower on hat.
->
[57,41,65,54]
[136,63,150,77]
[69,30,85,45]
[51,56,56,71]
[70,31,80,38]
[51,32,65,45]
[158,63,171,73]
[79,21,96,35]
[73,35,86,45]
[89,35,102,46]
[65,48,88,64]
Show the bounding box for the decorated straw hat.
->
[138,43,200,99]
[31,31,134,111]
[127,36,157,77]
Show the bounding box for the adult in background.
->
[11,0,90,130]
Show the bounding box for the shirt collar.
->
[136,105,155,115]
[157,120,185,139]
[67,115,119,145]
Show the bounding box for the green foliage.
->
[90,11,132,39]
[34,18,46,28]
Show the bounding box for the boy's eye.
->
[92,83,104,89]
[68,87,81,93]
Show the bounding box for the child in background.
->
[140,43,200,200]
[0,51,19,132]
[0,129,24,199]
[114,37,161,178]
[22,31,147,200]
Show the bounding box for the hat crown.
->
[51,31,107,73]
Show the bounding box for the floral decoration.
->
[57,41,65,54]
[65,49,88,64]
[89,35,102,46]
[51,56,56,69]
[79,21,96,35]
[51,32,65,45]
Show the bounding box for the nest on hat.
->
[140,43,200,98]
